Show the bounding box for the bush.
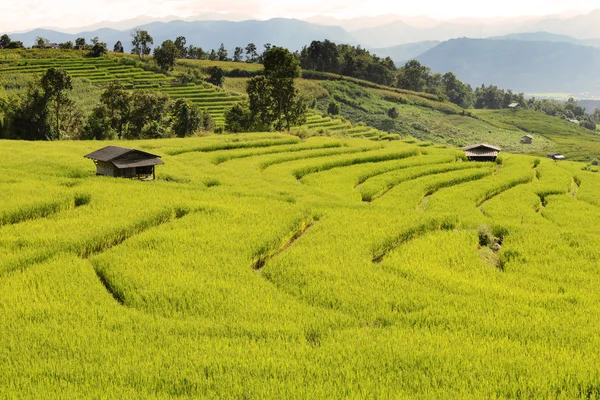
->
[327,100,340,116]
[387,107,399,119]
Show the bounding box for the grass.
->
[1,134,600,397]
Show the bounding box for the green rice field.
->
[0,57,244,126]
[2,133,600,398]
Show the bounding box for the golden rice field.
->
[2,133,600,398]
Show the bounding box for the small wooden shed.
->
[462,143,501,162]
[521,134,533,144]
[84,146,164,180]
[547,152,566,161]
[508,103,520,110]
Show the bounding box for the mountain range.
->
[6,11,600,96]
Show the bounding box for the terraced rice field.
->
[0,58,244,126]
[2,134,600,398]
[304,113,400,140]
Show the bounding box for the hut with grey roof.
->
[84,146,164,180]
[521,134,533,144]
[462,143,501,162]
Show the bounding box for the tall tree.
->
[174,36,187,58]
[245,43,257,63]
[153,40,178,71]
[99,81,131,139]
[113,41,124,53]
[130,29,153,59]
[217,43,228,61]
[169,99,202,137]
[233,47,244,62]
[262,47,305,131]
[40,68,73,139]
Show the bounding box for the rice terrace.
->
[4,5,600,399]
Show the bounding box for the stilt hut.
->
[462,143,501,162]
[84,146,164,180]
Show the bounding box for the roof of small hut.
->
[462,143,502,152]
[84,146,162,162]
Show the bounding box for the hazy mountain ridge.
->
[416,38,600,94]
[8,19,355,53]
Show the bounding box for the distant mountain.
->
[522,10,600,39]
[40,13,257,35]
[9,18,355,53]
[370,41,440,65]
[488,32,600,48]
[416,38,600,94]
[348,11,600,48]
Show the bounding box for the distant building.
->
[84,146,164,180]
[462,143,501,162]
[547,152,566,161]
[521,135,533,144]
[508,103,520,110]
[32,43,59,49]
[568,119,580,125]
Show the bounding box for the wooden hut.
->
[84,146,164,180]
[547,152,566,161]
[508,103,520,111]
[462,143,501,162]
[521,134,533,144]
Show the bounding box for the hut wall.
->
[96,161,117,177]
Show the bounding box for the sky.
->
[1,0,599,32]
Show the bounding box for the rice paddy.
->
[2,133,600,398]
[0,57,244,126]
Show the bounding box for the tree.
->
[89,40,107,57]
[170,99,202,137]
[328,100,340,116]
[397,60,430,92]
[75,37,86,50]
[58,41,73,50]
[40,68,73,139]
[127,91,169,139]
[174,36,187,58]
[206,66,225,87]
[208,49,217,61]
[99,81,131,139]
[153,39,178,71]
[217,43,228,61]
[245,43,257,63]
[233,47,244,62]
[247,76,275,130]
[0,34,11,49]
[225,102,255,133]
[3,83,51,140]
[263,46,304,130]
[36,36,49,48]
[113,41,124,53]
[131,29,153,59]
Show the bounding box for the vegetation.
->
[1,134,600,397]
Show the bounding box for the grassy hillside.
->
[2,50,600,159]
[2,134,600,397]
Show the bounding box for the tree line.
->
[2,31,599,131]
[0,68,214,141]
